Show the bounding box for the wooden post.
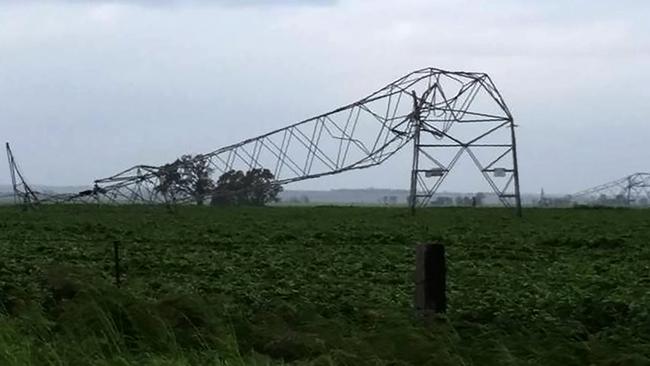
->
[113,241,121,288]
[415,243,446,316]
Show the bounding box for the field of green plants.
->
[0,205,649,365]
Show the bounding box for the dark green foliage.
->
[155,155,215,205]
[211,168,283,206]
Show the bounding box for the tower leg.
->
[409,92,422,215]
[509,121,523,217]
[5,143,39,208]
[6,143,18,205]
[627,177,632,206]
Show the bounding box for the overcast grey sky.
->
[1,0,649,194]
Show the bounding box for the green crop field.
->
[0,205,649,365]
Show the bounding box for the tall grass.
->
[0,266,271,366]
[0,266,469,365]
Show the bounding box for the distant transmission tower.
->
[573,173,650,206]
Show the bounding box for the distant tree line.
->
[154,155,282,206]
[381,196,398,205]
[286,195,310,204]
[428,192,486,207]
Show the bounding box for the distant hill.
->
[0,184,541,206]
[280,189,541,206]
[0,184,91,203]
[0,184,90,195]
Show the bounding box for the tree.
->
[211,170,246,206]
[597,194,608,204]
[382,195,397,205]
[155,163,182,203]
[211,168,283,206]
[155,155,214,205]
[431,196,453,206]
[474,192,485,207]
[454,196,472,206]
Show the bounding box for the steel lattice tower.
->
[5,68,522,213]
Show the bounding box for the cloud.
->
[0,0,648,193]
[0,0,336,7]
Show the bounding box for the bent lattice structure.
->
[573,173,650,206]
[6,68,522,213]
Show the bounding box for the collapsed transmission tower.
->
[5,143,40,206]
[8,68,522,213]
[4,143,95,205]
[573,173,650,206]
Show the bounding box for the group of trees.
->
[381,195,398,205]
[155,155,282,206]
[429,193,485,207]
[211,168,283,206]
